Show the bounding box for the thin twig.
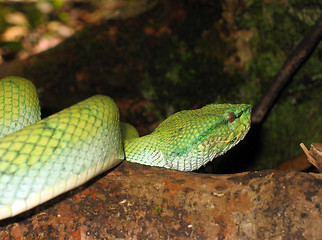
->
[252,16,322,124]
[300,143,318,169]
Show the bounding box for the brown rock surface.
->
[0,161,321,239]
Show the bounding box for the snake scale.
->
[0,76,251,220]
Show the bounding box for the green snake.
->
[0,76,251,220]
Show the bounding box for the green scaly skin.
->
[0,76,40,137]
[125,103,251,171]
[0,77,251,220]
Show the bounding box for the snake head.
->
[125,103,252,171]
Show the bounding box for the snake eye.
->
[227,112,236,123]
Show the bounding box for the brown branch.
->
[252,16,322,124]
[1,162,321,239]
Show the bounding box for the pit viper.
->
[0,76,251,220]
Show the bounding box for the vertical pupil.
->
[228,112,236,123]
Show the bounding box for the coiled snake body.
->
[0,77,251,220]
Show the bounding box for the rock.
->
[0,161,321,239]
